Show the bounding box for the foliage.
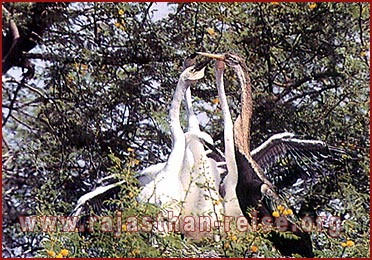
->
[2,2,369,258]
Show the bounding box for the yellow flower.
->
[360,50,367,57]
[134,159,140,165]
[118,9,124,16]
[271,2,279,5]
[283,209,293,215]
[346,240,354,247]
[60,249,69,257]
[212,97,219,105]
[66,75,73,84]
[224,242,230,249]
[277,205,285,212]
[231,235,237,242]
[272,211,280,218]
[128,191,134,198]
[341,242,348,248]
[251,245,258,253]
[55,253,63,258]
[127,147,134,152]
[47,250,55,257]
[213,199,222,205]
[309,3,317,10]
[122,224,127,231]
[133,248,140,256]
[206,27,216,36]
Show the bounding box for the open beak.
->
[196,52,225,61]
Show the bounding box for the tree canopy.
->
[2,2,370,258]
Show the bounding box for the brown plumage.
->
[197,51,314,257]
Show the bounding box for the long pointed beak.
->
[196,52,225,61]
[185,66,206,81]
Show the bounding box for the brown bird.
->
[197,51,315,257]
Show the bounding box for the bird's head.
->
[196,52,245,69]
[197,52,250,89]
[181,64,206,82]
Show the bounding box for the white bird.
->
[70,64,207,221]
[179,85,224,239]
[213,59,243,217]
[137,65,206,216]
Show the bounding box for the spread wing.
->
[251,132,345,189]
[70,180,126,217]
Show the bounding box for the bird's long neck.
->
[165,78,188,172]
[233,64,253,156]
[215,60,243,217]
[233,63,270,185]
[215,61,237,177]
[185,87,200,132]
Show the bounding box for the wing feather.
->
[251,132,345,188]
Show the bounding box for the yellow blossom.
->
[55,253,63,258]
[212,97,220,105]
[341,242,348,248]
[60,249,69,257]
[127,147,134,152]
[213,199,221,205]
[47,250,55,257]
[346,240,354,247]
[272,211,280,218]
[128,191,134,198]
[134,159,140,165]
[271,2,279,5]
[231,235,237,242]
[277,205,285,212]
[115,22,121,28]
[309,3,317,10]
[251,245,258,253]
[224,242,230,249]
[360,50,367,57]
[118,9,124,16]
[122,224,127,231]
[206,27,216,36]
[133,248,140,256]
[66,75,73,84]
[283,209,293,215]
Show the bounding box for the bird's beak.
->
[186,66,206,81]
[196,52,225,61]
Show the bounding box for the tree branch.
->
[282,84,340,106]
[277,70,341,103]
[2,79,24,127]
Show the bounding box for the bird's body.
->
[179,59,223,239]
[214,60,243,217]
[138,65,206,215]
[70,65,207,225]
[225,52,314,257]
[198,51,314,257]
